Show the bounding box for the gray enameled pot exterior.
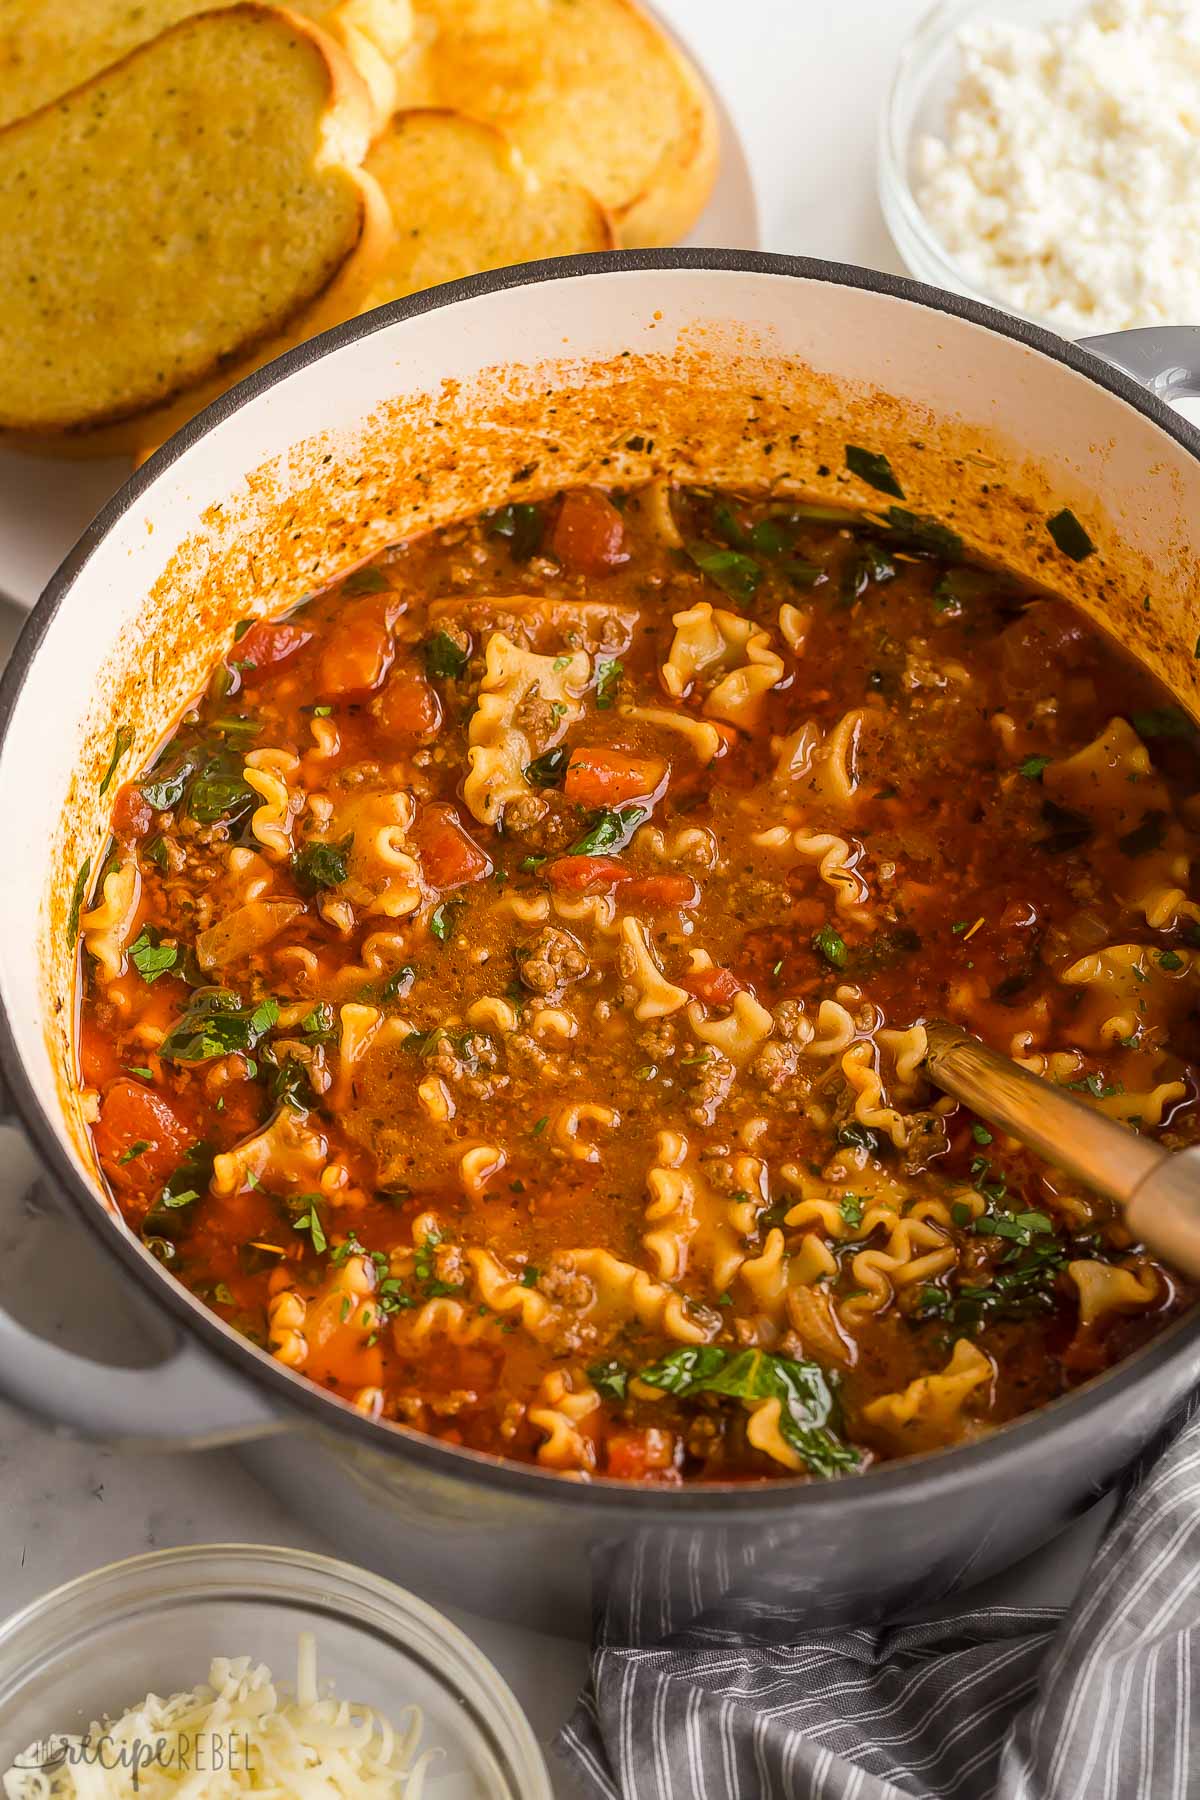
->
[3,254,1200,1642]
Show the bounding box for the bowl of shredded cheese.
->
[0,1545,551,1800]
[880,0,1200,338]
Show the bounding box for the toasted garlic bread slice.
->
[0,5,387,437]
[362,109,612,307]
[0,0,414,131]
[392,0,718,247]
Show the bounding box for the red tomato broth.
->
[76,481,1199,1483]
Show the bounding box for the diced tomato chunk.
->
[564,747,666,808]
[412,803,492,889]
[319,600,394,696]
[546,855,632,893]
[375,662,443,741]
[624,874,701,909]
[552,489,629,576]
[606,1428,677,1480]
[682,964,744,1005]
[93,1079,193,1191]
[111,783,153,840]
[234,620,312,682]
[79,1018,127,1089]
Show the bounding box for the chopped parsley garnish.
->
[128,927,178,984]
[845,444,904,499]
[971,1123,993,1146]
[1019,754,1051,780]
[424,630,469,680]
[98,727,133,797]
[290,1196,327,1255]
[487,502,544,561]
[126,1065,155,1081]
[839,1193,865,1227]
[524,746,570,788]
[430,899,464,941]
[1046,508,1096,561]
[290,833,352,895]
[595,657,624,709]
[1159,949,1185,971]
[301,1002,337,1042]
[635,1346,859,1478]
[117,1140,151,1165]
[569,806,646,856]
[684,540,762,604]
[813,923,848,968]
[520,1265,541,1288]
[1067,1071,1122,1099]
[67,856,92,944]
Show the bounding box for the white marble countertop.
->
[0,1,1115,1783]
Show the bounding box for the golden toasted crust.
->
[362,108,613,309]
[389,0,718,248]
[0,5,385,441]
[0,0,414,130]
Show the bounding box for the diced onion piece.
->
[196,899,304,970]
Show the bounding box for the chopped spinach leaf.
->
[424,629,470,680]
[488,502,544,561]
[1130,706,1196,742]
[569,806,646,856]
[290,833,352,895]
[99,727,133,797]
[160,988,279,1064]
[684,540,762,604]
[342,565,390,595]
[1019,754,1051,781]
[878,507,963,558]
[1046,509,1096,561]
[187,766,257,828]
[117,1139,151,1165]
[67,856,92,944]
[636,1346,859,1478]
[524,745,571,788]
[845,445,905,499]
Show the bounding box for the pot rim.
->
[4,245,1199,1514]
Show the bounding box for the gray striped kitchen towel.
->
[556,1397,1200,1799]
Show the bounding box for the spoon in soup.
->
[922,1019,1200,1283]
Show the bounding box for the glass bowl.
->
[0,1544,552,1800]
[879,0,1080,336]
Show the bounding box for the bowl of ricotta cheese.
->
[880,0,1200,338]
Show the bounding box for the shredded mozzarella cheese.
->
[914,0,1200,333]
[2,1633,439,1798]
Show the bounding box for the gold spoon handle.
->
[923,1020,1200,1281]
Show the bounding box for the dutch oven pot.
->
[3,252,1200,1644]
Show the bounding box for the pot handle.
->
[0,1116,285,1449]
[1078,326,1200,400]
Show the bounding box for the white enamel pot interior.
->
[3,249,1200,1483]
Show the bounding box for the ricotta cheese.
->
[914,0,1200,334]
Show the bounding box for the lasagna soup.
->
[77,479,1199,1482]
